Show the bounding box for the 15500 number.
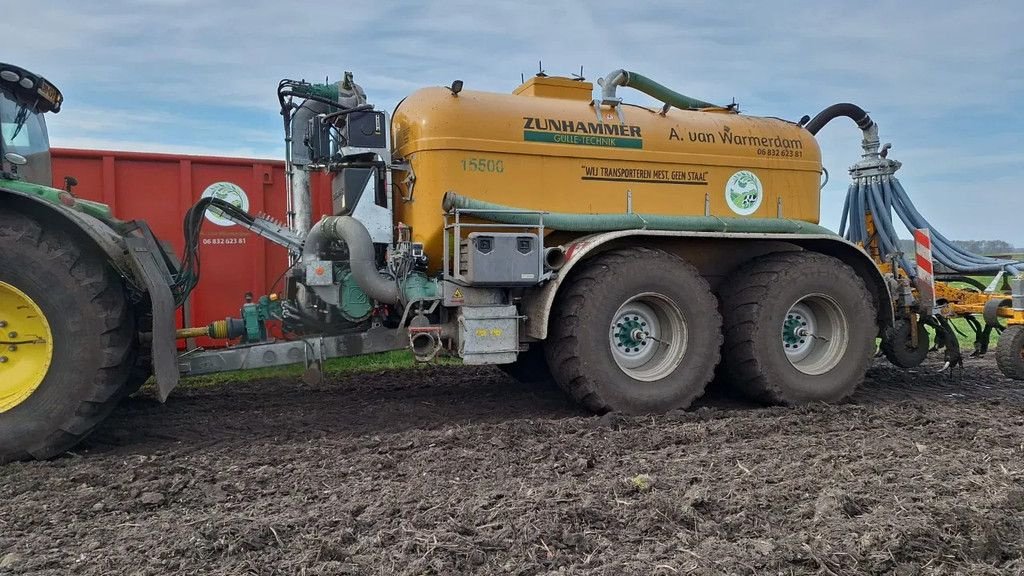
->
[461,158,504,173]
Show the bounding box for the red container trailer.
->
[50,148,332,346]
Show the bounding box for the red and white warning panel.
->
[914,228,935,309]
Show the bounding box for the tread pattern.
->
[718,251,875,404]
[545,247,722,413]
[996,325,1024,381]
[0,210,136,462]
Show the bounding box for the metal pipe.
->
[544,246,566,271]
[283,107,296,235]
[305,216,400,304]
[291,169,313,238]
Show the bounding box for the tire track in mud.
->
[1,356,1023,575]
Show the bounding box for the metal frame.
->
[177,327,406,377]
[442,207,550,285]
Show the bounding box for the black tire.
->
[719,251,876,405]
[545,247,722,414]
[498,344,552,384]
[880,318,930,368]
[0,211,136,462]
[996,325,1024,380]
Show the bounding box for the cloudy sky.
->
[7,1,1024,243]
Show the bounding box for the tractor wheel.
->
[996,325,1024,380]
[0,211,136,462]
[880,318,930,368]
[545,247,721,414]
[719,252,876,405]
[498,344,552,384]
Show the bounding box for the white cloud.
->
[8,0,1024,243]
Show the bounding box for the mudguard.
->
[522,229,894,341]
[2,188,180,400]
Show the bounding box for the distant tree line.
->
[896,238,1018,257]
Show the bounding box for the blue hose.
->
[840,173,1023,275]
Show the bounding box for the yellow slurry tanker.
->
[1,63,1022,461]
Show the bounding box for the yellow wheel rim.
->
[0,281,53,412]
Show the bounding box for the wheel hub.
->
[608,293,688,381]
[0,281,53,412]
[612,316,650,353]
[782,309,813,353]
[780,294,849,376]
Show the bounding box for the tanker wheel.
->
[995,325,1024,380]
[498,344,552,384]
[545,247,721,414]
[880,318,931,368]
[0,210,136,462]
[719,251,876,405]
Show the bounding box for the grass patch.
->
[892,317,999,351]
[947,317,998,349]
[175,349,461,389]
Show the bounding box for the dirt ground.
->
[1,355,1023,575]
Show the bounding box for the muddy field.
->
[2,356,1023,575]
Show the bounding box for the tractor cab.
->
[0,63,62,187]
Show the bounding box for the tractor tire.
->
[498,344,552,384]
[0,211,136,462]
[880,318,930,369]
[719,251,876,405]
[996,325,1024,380]
[545,247,722,414]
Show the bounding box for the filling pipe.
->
[804,102,880,157]
[804,103,874,135]
[599,69,721,111]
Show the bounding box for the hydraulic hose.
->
[841,173,1023,276]
[865,180,914,272]
[865,181,900,255]
[304,216,400,304]
[442,192,835,235]
[889,183,1001,267]
[890,179,1008,266]
[804,103,875,135]
[600,69,721,110]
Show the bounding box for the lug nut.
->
[7,345,15,352]
[0,357,7,363]
[7,332,16,338]
[0,320,6,328]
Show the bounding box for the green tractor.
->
[0,64,180,461]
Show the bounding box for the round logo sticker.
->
[725,170,763,216]
[200,182,249,227]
